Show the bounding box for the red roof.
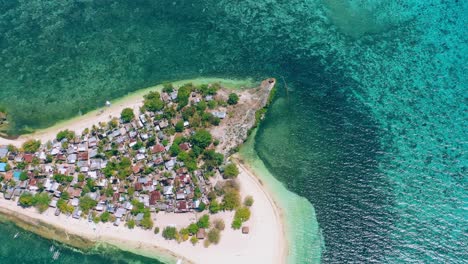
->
[149,190,161,205]
[29,178,37,186]
[145,180,153,187]
[4,171,13,181]
[179,143,190,151]
[154,157,164,165]
[132,165,141,174]
[78,152,88,160]
[151,144,165,154]
[135,182,143,191]
[177,201,187,210]
[113,192,120,202]
[23,154,34,163]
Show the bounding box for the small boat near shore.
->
[13,232,19,238]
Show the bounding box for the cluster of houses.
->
[0,85,231,227]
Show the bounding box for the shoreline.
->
[0,156,285,264]
[0,77,254,147]
[0,77,289,264]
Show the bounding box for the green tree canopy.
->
[190,129,212,150]
[222,189,241,211]
[100,212,110,222]
[19,192,34,207]
[197,214,210,229]
[33,192,51,213]
[235,207,251,222]
[56,129,75,141]
[120,108,135,123]
[175,120,184,132]
[144,91,164,112]
[231,217,242,230]
[79,196,97,213]
[19,172,28,181]
[22,139,41,153]
[188,223,199,235]
[162,82,174,93]
[176,83,192,109]
[209,200,220,214]
[223,163,239,179]
[162,226,178,240]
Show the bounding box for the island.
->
[0,78,286,264]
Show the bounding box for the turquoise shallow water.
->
[0,219,164,264]
[1,1,467,263]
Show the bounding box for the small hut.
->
[242,226,249,234]
[197,228,205,239]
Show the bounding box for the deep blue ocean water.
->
[0,1,467,263]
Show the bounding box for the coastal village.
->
[0,79,275,247]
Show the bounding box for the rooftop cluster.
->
[0,82,251,242]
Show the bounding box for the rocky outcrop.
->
[211,78,276,157]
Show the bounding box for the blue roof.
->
[0,163,6,172]
[13,171,21,180]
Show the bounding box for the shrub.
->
[203,239,211,248]
[235,207,251,222]
[188,223,199,235]
[197,214,210,229]
[190,236,199,245]
[222,190,241,211]
[154,226,160,234]
[207,229,221,244]
[19,192,34,207]
[227,93,239,105]
[213,219,225,231]
[127,219,136,229]
[209,200,220,214]
[140,214,154,230]
[162,226,178,240]
[231,218,242,229]
[100,212,110,222]
[33,192,51,213]
[244,195,254,207]
[180,228,190,241]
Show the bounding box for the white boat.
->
[50,245,55,252]
[13,232,19,238]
